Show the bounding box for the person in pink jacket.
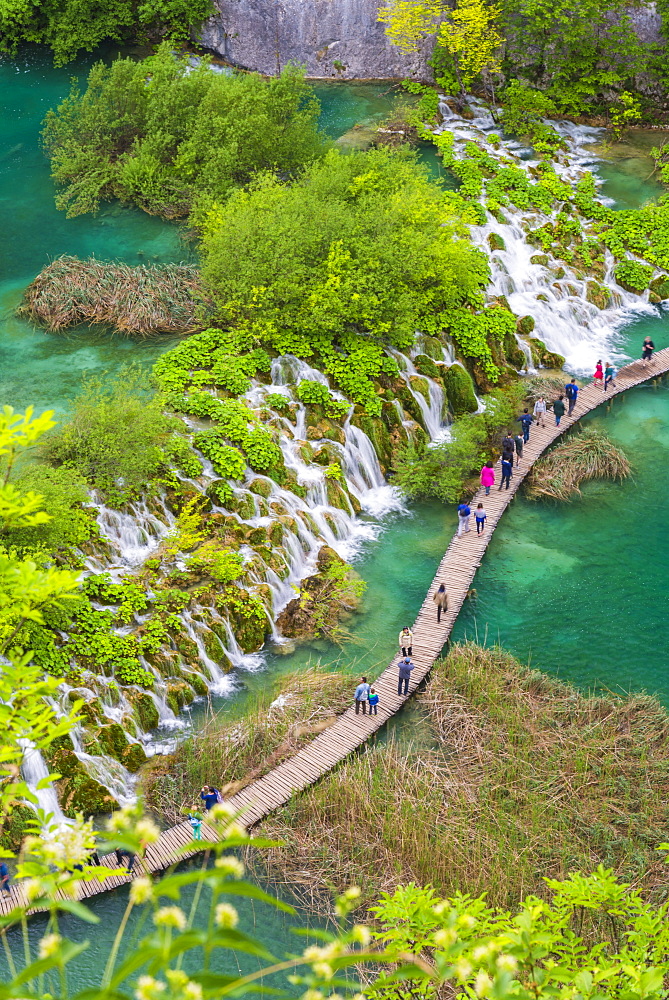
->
[480,462,495,495]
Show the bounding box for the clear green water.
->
[0,47,188,415]
[1,857,325,991]
[594,129,669,210]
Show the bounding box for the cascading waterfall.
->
[434,100,657,374]
[21,743,65,823]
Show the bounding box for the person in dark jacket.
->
[553,395,566,426]
[501,434,515,464]
[499,456,513,490]
[516,409,533,442]
[642,337,655,365]
[200,785,218,811]
[513,433,524,461]
[398,657,415,696]
[0,863,10,894]
[565,378,579,415]
[433,583,448,623]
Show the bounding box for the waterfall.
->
[88,495,174,575]
[390,350,449,441]
[21,744,65,823]
[433,101,657,374]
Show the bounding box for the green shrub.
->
[186,541,243,583]
[192,431,246,479]
[42,46,327,218]
[0,463,95,557]
[613,260,654,292]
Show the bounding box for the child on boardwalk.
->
[475,503,487,534]
[188,812,203,840]
[368,687,379,715]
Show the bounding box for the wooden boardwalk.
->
[3,349,669,914]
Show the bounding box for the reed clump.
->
[20,255,204,335]
[523,374,567,404]
[526,427,631,501]
[144,665,353,823]
[252,643,669,914]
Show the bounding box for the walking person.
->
[502,434,515,464]
[553,395,566,426]
[604,362,617,391]
[433,583,448,623]
[397,656,415,696]
[399,626,413,657]
[593,360,604,388]
[513,433,524,462]
[0,863,10,895]
[517,408,533,442]
[200,785,219,811]
[565,378,579,416]
[354,676,371,714]
[457,501,471,536]
[642,336,655,365]
[480,461,495,495]
[475,503,487,535]
[499,455,513,490]
[368,687,379,715]
[533,396,547,427]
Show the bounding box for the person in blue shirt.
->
[0,862,10,895]
[565,378,579,415]
[200,785,219,811]
[397,657,415,696]
[368,687,379,715]
[457,502,471,536]
[354,676,371,715]
[499,456,513,490]
[516,408,533,442]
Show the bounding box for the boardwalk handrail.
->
[4,348,669,913]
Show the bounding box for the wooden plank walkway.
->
[2,348,668,915]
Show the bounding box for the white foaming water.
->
[390,349,450,441]
[434,99,657,374]
[21,743,65,823]
[89,495,174,575]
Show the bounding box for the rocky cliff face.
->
[198,0,435,79]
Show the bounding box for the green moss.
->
[413,353,441,379]
[516,315,535,336]
[268,521,284,546]
[249,478,273,498]
[503,331,527,370]
[408,374,431,405]
[166,681,195,714]
[443,365,478,416]
[52,748,119,816]
[95,722,129,760]
[530,254,549,266]
[586,281,612,310]
[488,232,506,251]
[650,274,669,299]
[121,742,148,772]
[528,337,566,370]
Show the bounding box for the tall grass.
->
[145,665,353,823]
[254,644,669,914]
[526,427,631,501]
[21,255,204,335]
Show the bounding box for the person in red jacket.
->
[480,462,495,495]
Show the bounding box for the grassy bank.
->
[251,643,669,914]
[526,427,631,501]
[144,665,353,823]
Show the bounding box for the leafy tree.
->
[437,0,502,100]
[40,366,178,503]
[0,0,213,66]
[377,0,443,51]
[42,45,328,218]
[200,148,489,410]
[1,464,95,557]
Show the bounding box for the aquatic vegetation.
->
[42,47,327,218]
[21,255,203,335]
[526,427,631,501]
[258,643,669,910]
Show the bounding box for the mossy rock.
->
[413,353,441,379]
[528,337,566,370]
[586,282,612,310]
[205,480,233,508]
[248,526,268,546]
[443,365,478,416]
[326,478,353,512]
[554,267,566,280]
[52,749,119,816]
[298,443,314,463]
[488,232,506,251]
[166,681,195,714]
[530,254,549,266]
[350,410,393,469]
[77,699,103,726]
[381,400,402,431]
[649,274,669,299]
[503,331,527,370]
[268,521,284,546]
[223,587,268,653]
[121,742,148,773]
[0,803,33,852]
[516,315,535,336]
[226,491,256,519]
[536,293,550,302]
[408,374,431,405]
[248,478,273,498]
[397,386,427,432]
[182,669,209,696]
[312,445,336,466]
[317,545,344,572]
[95,722,130,760]
[418,335,446,360]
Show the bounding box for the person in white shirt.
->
[533,396,547,427]
[399,627,413,657]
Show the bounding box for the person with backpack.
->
[368,687,380,716]
[516,408,533,442]
[501,434,515,465]
[565,378,579,416]
[604,362,617,391]
[188,812,203,840]
[553,395,566,426]
[457,501,471,536]
[499,455,513,490]
[513,432,524,462]
[200,785,219,811]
